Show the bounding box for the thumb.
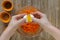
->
[17,18,26,25]
[32,17,39,23]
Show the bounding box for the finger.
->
[31,11,44,16]
[13,13,26,20]
[31,11,42,19]
[17,18,26,25]
[35,11,43,15]
[14,13,26,18]
[32,17,39,23]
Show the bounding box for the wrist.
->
[41,22,53,29]
[46,23,53,27]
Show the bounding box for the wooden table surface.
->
[0,0,60,40]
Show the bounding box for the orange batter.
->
[21,22,40,35]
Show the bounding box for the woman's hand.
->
[32,11,60,40]
[8,14,26,30]
[0,14,26,40]
[32,11,51,27]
